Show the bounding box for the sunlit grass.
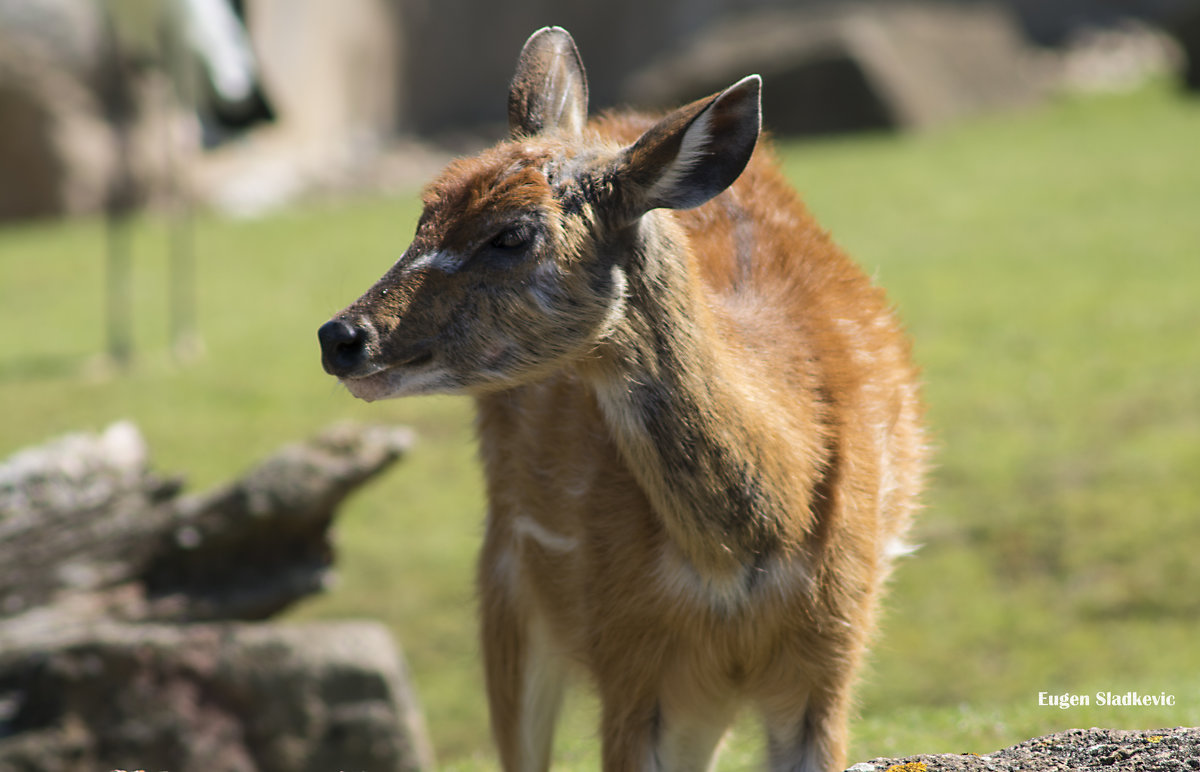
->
[2,81,1197,768]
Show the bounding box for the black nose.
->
[318,318,369,376]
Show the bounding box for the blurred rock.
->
[1004,0,1199,46]
[247,0,398,154]
[0,421,415,625]
[1058,20,1183,94]
[626,2,1049,135]
[0,0,118,220]
[0,0,201,221]
[1166,3,1200,90]
[0,422,431,772]
[388,0,1073,139]
[0,620,434,772]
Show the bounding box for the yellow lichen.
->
[885,764,928,772]
[1147,735,1165,743]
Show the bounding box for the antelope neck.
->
[582,214,795,575]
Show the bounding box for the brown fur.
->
[319,27,926,772]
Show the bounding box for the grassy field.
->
[2,81,1198,769]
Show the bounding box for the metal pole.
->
[168,190,201,361]
[105,212,133,368]
[163,5,202,362]
[101,8,138,370]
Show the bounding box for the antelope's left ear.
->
[617,75,761,214]
[508,26,589,138]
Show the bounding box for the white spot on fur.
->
[598,264,629,338]
[884,537,920,560]
[563,477,592,500]
[512,514,579,553]
[405,249,462,274]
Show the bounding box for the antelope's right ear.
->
[508,26,589,139]
[615,75,761,215]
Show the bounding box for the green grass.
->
[2,81,1198,768]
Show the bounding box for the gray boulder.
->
[0,620,433,772]
[1166,4,1200,90]
[0,422,433,772]
[625,2,1048,135]
[0,0,120,220]
[848,727,1200,771]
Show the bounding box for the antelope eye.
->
[490,225,531,250]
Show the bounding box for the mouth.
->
[339,351,440,401]
[399,350,434,369]
[340,368,402,402]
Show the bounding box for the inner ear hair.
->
[508,26,590,138]
[625,75,762,213]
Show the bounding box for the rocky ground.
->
[849,727,1200,771]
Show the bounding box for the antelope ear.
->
[508,26,589,138]
[619,75,761,213]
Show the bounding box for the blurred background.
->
[1,0,1198,770]
[2,0,1199,222]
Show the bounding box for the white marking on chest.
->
[654,543,812,614]
[654,545,749,614]
[511,514,580,553]
[591,370,649,445]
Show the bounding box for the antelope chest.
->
[479,377,816,647]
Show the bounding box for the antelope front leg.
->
[598,684,734,771]
[480,576,568,772]
[761,680,852,772]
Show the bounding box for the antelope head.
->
[318,26,760,401]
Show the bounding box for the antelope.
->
[318,26,926,772]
